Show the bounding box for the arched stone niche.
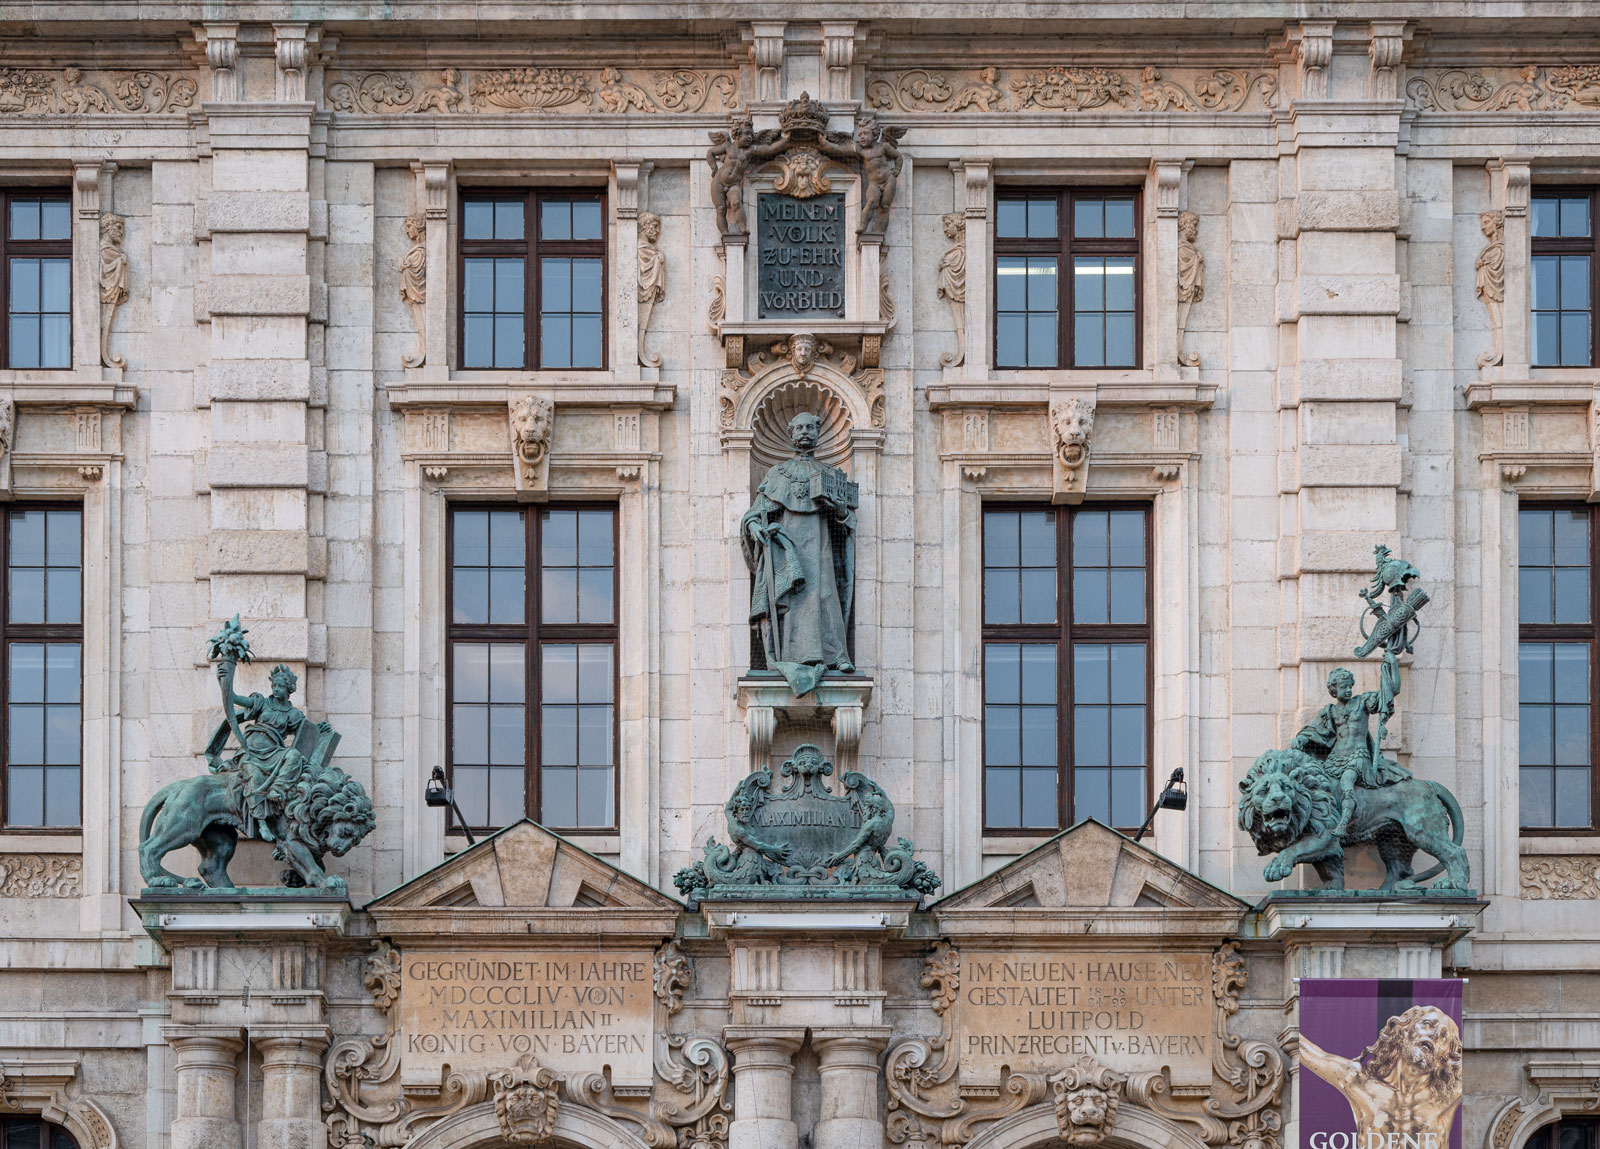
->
[0,1059,120,1149]
[963,1100,1215,1149]
[1484,1061,1600,1149]
[407,1098,655,1149]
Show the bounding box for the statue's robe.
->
[741,454,855,697]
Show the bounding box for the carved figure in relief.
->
[598,66,655,113]
[949,67,1005,112]
[57,65,112,113]
[822,114,906,235]
[1051,397,1095,477]
[400,216,428,367]
[1475,210,1506,369]
[490,1055,564,1146]
[1051,1056,1127,1146]
[99,213,129,368]
[706,115,788,235]
[409,68,465,113]
[511,396,554,466]
[637,211,666,368]
[1176,211,1203,367]
[0,397,14,463]
[1299,1007,1463,1149]
[937,212,968,367]
[741,412,856,696]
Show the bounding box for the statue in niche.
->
[1475,210,1506,369]
[99,213,129,368]
[741,412,857,696]
[400,216,428,367]
[937,212,967,367]
[1176,211,1203,367]
[637,211,666,368]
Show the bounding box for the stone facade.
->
[0,7,1597,1149]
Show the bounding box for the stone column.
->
[164,1026,242,1149]
[812,1028,891,1149]
[253,1029,330,1149]
[724,1027,805,1149]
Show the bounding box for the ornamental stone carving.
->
[0,65,197,114]
[866,65,1276,112]
[0,853,81,897]
[1051,1056,1127,1147]
[1521,856,1600,899]
[510,396,554,492]
[99,214,129,369]
[413,68,466,112]
[637,211,666,369]
[1051,397,1095,500]
[0,397,15,470]
[1476,210,1506,369]
[1408,65,1600,111]
[937,213,967,368]
[400,216,428,367]
[490,1055,564,1146]
[1177,211,1203,368]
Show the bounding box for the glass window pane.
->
[1028,198,1058,239]
[543,644,577,704]
[985,705,1020,765]
[1111,767,1144,828]
[1521,642,1554,703]
[1026,313,1057,367]
[454,766,488,826]
[984,570,1019,625]
[1105,256,1136,309]
[1533,310,1561,367]
[45,567,80,624]
[1561,255,1591,309]
[572,258,603,312]
[1074,510,1108,567]
[40,200,69,241]
[1110,706,1145,765]
[1561,196,1590,238]
[542,567,578,624]
[995,257,1028,310]
[489,510,524,566]
[1521,704,1554,763]
[487,568,524,624]
[455,643,489,702]
[1108,511,1144,567]
[577,766,613,825]
[1560,312,1590,367]
[43,764,79,826]
[10,199,39,240]
[464,200,494,240]
[541,766,577,826]
[6,765,43,825]
[1110,644,1145,703]
[45,510,81,567]
[494,258,524,311]
[1020,767,1057,827]
[541,315,571,368]
[1532,256,1560,311]
[1554,767,1591,828]
[463,258,494,312]
[9,705,43,764]
[1553,643,1589,702]
[453,705,488,764]
[986,644,1020,703]
[1020,644,1056,704]
[1104,199,1136,238]
[9,568,43,624]
[572,200,603,241]
[494,315,523,368]
[1018,511,1055,567]
[1532,198,1560,238]
[9,316,38,369]
[495,199,525,241]
[996,200,1027,238]
[11,509,44,567]
[1074,705,1109,765]
[1074,644,1109,704]
[1552,510,1588,567]
[986,766,1020,826]
[579,510,614,566]
[1555,705,1590,765]
[542,707,578,766]
[452,568,488,624]
[41,259,69,311]
[571,315,603,368]
[1105,313,1135,367]
[489,704,523,764]
[578,644,613,702]
[490,643,524,703]
[1027,259,1058,309]
[578,568,612,623]
[1108,568,1145,623]
[1520,567,1553,624]
[45,644,79,704]
[542,258,571,312]
[984,511,1018,567]
[1074,766,1110,823]
[543,509,579,566]
[1521,508,1554,566]
[1073,569,1108,623]
[577,705,611,764]
[1020,707,1056,766]
[1074,313,1103,366]
[40,315,69,368]
[462,315,493,368]
[1075,258,1105,310]
[11,258,38,311]
[1074,198,1103,238]
[1521,765,1554,826]
[995,313,1026,367]
[10,644,43,703]
[1555,567,1590,623]
[540,200,571,241]
[488,767,524,827]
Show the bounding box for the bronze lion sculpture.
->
[1238,748,1468,891]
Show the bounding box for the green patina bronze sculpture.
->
[138,616,375,894]
[674,743,940,902]
[742,411,857,698]
[1238,546,1471,893]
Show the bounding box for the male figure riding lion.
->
[138,617,375,892]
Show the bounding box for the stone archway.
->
[964,1101,1214,1149]
[407,1099,655,1149]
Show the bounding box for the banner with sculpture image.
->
[1300,979,1463,1149]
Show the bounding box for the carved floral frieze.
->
[886,942,1284,1149]
[866,65,1277,113]
[0,854,81,897]
[0,66,197,114]
[1408,65,1600,111]
[326,67,737,114]
[1521,856,1600,900]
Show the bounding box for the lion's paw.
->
[146,875,181,889]
[1264,859,1292,881]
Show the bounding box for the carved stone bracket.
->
[886,942,1285,1149]
[1050,397,1095,503]
[510,396,554,497]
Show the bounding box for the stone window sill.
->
[1521,835,1600,854]
[0,832,83,854]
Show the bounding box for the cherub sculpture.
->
[706,115,789,235]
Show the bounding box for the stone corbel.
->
[509,395,553,498]
[746,22,787,104]
[73,162,118,378]
[1050,396,1095,504]
[1291,21,1335,101]
[195,23,240,102]
[1367,22,1409,100]
[411,162,452,380]
[820,23,858,104]
[960,162,991,377]
[1150,160,1186,371]
[273,24,316,103]
[1486,158,1532,380]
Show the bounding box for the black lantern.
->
[425,765,476,845]
[1133,768,1187,842]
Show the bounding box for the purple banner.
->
[1300,979,1464,1149]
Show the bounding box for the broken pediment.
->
[932,819,1247,943]
[368,819,682,943]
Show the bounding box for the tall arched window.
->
[0,1115,80,1149]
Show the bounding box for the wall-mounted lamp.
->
[1133,768,1187,843]
[425,765,477,846]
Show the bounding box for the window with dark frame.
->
[994,189,1140,370]
[981,505,1150,833]
[459,191,607,371]
[1519,504,1598,832]
[1,507,83,830]
[1531,189,1596,368]
[1526,1119,1597,1149]
[3,191,72,370]
[0,1115,82,1149]
[447,505,618,833]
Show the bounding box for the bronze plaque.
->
[757,193,846,319]
[955,950,1214,1085]
[398,949,655,1085]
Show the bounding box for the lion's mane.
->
[281,762,376,853]
[1237,748,1339,855]
[1361,1006,1462,1101]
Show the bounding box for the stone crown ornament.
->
[673,743,940,902]
[778,91,831,135]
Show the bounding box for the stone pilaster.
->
[724,1027,806,1149]
[812,1028,892,1149]
[164,1026,242,1149]
[253,1030,331,1149]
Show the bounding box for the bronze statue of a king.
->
[741,412,857,697]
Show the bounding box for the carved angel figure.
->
[1177,211,1204,367]
[820,114,906,235]
[1476,210,1506,369]
[99,214,129,369]
[937,212,968,367]
[408,68,465,113]
[706,115,788,235]
[637,211,666,368]
[400,216,428,368]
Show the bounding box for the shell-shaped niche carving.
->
[750,378,852,481]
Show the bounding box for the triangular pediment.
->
[931,819,1246,938]
[367,821,681,943]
